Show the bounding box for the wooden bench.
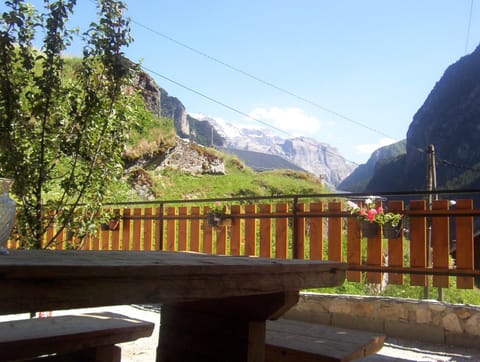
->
[266,319,385,362]
[0,312,154,362]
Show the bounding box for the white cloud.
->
[355,138,397,155]
[247,107,322,134]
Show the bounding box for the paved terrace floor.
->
[1,304,480,361]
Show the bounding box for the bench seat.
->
[0,312,154,362]
[266,319,385,362]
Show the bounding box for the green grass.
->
[315,276,480,305]
[150,153,326,200]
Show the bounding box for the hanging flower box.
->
[347,197,404,239]
[361,221,380,237]
[206,201,231,228]
[382,220,403,239]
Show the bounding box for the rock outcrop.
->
[134,71,190,137]
[153,138,225,175]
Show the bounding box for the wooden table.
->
[0,250,346,362]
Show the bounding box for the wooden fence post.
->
[456,199,475,289]
[309,202,323,260]
[387,200,404,285]
[275,203,288,259]
[410,200,427,286]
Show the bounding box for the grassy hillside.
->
[102,103,326,202]
[149,153,325,200]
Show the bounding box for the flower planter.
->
[101,219,120,231]
[361,221,380,238]
[382,220,403,239]
[207,213,224,227]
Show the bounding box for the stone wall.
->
[283,293,480,348]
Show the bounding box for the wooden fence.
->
[7,198,480,290]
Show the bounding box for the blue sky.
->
[4,1,480,164]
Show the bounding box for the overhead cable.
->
[141,65,359,165]
[131,19,397,141]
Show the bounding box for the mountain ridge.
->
[189,113,357,186]
[337,44,480,192]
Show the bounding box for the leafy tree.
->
[0,0,136,249]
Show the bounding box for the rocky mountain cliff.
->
[401,43,480,189]
[191,114,357,186]
[135,71,190,137]
[337,141,406,191]
[340,44,480,192]
[134,72,356,187]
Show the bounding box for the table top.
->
[0,250,346,313]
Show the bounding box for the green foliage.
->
[315,275,480,305]
[123,95,176,160]
[0,0,135,248]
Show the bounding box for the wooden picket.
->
[387,200,404,285]
[456,199,475,289]
[410,200,427,286]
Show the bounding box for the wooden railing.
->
[7,195,480,290]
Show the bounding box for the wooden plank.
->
[245,204,257,256]
[266,319,385,362]
[159,292,298,362]
[46,218,54,249]
[55,228,65,251]
[100,226,110,251]
[144,207,153,251]
[132,208,142,251]
[365,200,383,284]
[328,202,342,262]
[166,207,176,251]
[455,199,474,289]
[275,203,288,259]
[432,200,450,288]
[0,312,154,362]
[366,230,382,284]
[295,203,306,259]
[260,204,272,258]
[91,232,100,251]
[309,202,323,260]
[122,208,131,251]
[111,208,121,251]
[409,200,427,286]
[155,207,162,250]
[230,205,241,256]
[346,218,361,282]
[83,234,91,250]
[203,206,213,254]
[0,250,346,314]
[387,200,404,285]
[178,207,188,252]
[216,224,227,255]
[190,206,200,253]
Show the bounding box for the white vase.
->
[0,178,16,254]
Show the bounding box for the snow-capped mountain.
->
[189,113,357,186]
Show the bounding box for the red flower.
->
[367,208,377,221]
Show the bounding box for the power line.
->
[140,65,360,165]
[141,66,291,137]
[131,19,398,141]
[407,142,480,173]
